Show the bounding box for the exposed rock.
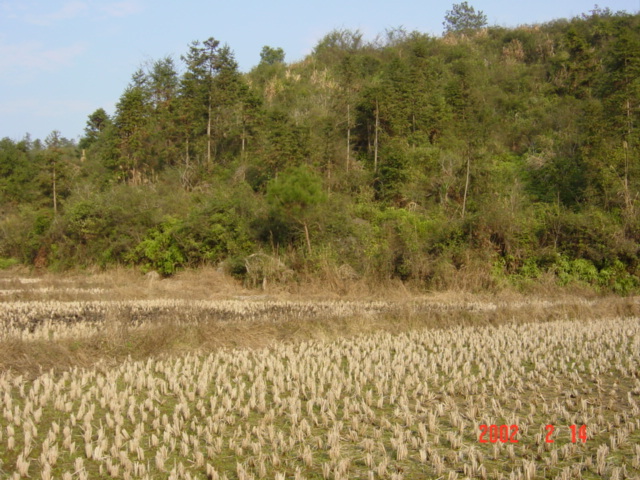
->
[144,270,161,281]
[337,263,359,281]
[244,253,293,290]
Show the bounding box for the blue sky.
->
[1,0,638,142]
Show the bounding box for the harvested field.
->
[0,272,639,479]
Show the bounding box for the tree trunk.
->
[374,99,379,173]
[185,137,190,168]
[624,98,633,215]
[52,161,57,215]
[461,148,471,218]
[207,94,212,166]
[303,222,312,255]
[624,139,631,213]
[242,122,246,157]
[346,103,351,172]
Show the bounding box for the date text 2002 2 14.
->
[478,425,588,444]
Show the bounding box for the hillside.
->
[1,5,639,293]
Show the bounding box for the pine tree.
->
[112,81,150,183]
[181,37,222,165]
[443,2,488,34]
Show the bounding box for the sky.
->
[1,0,639,142]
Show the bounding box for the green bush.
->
[597,259,639,295]
[542,207,637,267]
[129,217,185,276]
[52,185,163,268]
[555,257,599,286]
[0,207,53,264]
[182,182,257,264]
[551,255,638,294]
[0,257,18,269]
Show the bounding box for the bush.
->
[549,255,638,294]
[555,257,599,286]
[52,185,163,268]
[129,217,185,276]
[597,259,639,295]
[0,257,18,269]
[0,207,52,265]
[541,207,637,267]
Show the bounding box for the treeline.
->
[1,4,640,293]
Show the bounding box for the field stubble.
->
[0,270,639,479]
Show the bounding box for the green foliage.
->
[555,256,599,285]
[373,207,431,279]
[48,184,166,268]
[313,29,365,65]
[443,2,488,34]
[179,38,250,165]
[6,13,640,293]
[541,207,638,266]
[0,207,53,264]
[79,108,110,150]
[552,256,638,294]
[180,186,256,264]
[264,165,327,253]
[266,165,327,218]
[121,182,257,275]
[252,210,297,249]
[374,141,408,203]
[0,257,18,269]
[259,46,285,66]
[130,217,185,276]
[0,137,42,204]
[598,259,639,294]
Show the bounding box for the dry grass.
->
[1,279,637,375]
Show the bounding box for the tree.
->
[43,131,74,214]
[112,84,150,183]
[211,45,248,161]
[181,38,246,165]
[146,57,182,169]
[0,137,39,204]
[598,19,640,216]
[238,88,263,159]
[443,2,488,34]
[148,57,179,109]
[263,110,309,175]
[313,29,365,65]
[79,108,110,150]
[266,166,327,254]
[259,46,285,66]
[375,140,409,204]
[181,37,222,165]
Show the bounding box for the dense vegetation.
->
[2,4,640,292]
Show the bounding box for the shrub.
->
[129,217,185,276]
[0,257,18,269]
[0,207,52,264]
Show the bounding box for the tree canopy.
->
[443,2,488,33]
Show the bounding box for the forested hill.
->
[1,4,640,293]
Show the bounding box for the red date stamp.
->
[478,424,519,443]
[479,425,587,443]
[546,424,588,443]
